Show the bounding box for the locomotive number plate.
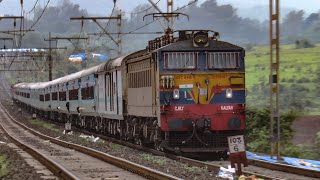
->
[228,135,245,153]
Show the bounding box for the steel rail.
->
[65,122,320,180]
[248,159,320,178]
[40,121,279,180]
[0,111,78,180]
[0,102,181,180]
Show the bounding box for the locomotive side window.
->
[128,59,152,88]
[164,52,197,69]
[207,52,240,69]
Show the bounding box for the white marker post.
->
[228,135,245,153]
[65,122,71,133]
[227,135,248,176]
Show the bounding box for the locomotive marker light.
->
[226,88,233,98]
[173,89,180,99]
[161,76,165,88]
[227,135,248,177]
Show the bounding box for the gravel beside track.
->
[0,105,146,180]
[0,129,48,180]
[212,160,319,180]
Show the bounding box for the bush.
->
[295,39,315,49]
[246,108,300,155]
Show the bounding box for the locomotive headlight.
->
[193,31,209,47]
[226,88,233,98]
[194,35,208,44]
[173,89,180,99]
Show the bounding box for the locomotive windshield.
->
[206,52,240,69]
[164,52,197,69]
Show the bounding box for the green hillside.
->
[245,43,320,115]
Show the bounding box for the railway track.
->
[65,125,320,179]
[0,102,181,180]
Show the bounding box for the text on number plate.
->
[228,135,245,153]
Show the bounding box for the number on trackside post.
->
[228,135,245,154]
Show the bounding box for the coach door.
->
[105,71,118,115]
[151,53,157,115]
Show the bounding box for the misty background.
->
[0,0,319,58]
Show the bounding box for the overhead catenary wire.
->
[129,0,161,15]
[102,0,198,46]
[97,4,116,40]
[22,0,51,37]
[26,0,39,14]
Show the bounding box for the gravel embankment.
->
[0,131,43,180]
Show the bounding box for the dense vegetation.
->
[246,108,320,160]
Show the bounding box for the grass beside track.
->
[30,118,60,132]
[246,43,320,114]
[0,154,9,178]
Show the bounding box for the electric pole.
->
[269,0,281,160]
[70,15,122,56]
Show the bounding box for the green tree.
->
[246,108,300,155]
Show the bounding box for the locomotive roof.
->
[97,54,130,72]
[159,39,243,51]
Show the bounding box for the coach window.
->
[69,89,78,100]
[81,82,94,100]
[40,94,44,101]
[45,93,50,101]
[59,91,66,101]
[52,92,58,100]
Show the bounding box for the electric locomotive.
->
[12,29,246,158]
[139,30,246,156]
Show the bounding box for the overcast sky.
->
[0,0,319,18]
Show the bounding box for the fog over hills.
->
[0,0,318,22]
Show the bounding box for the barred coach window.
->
[39,95,44,102]
[81,86,94,100]
[45,93,50,101]
[164,52,197,69]
[59,91,66,101]
[52,92,58,100]
[207,52,240,69]
[69,89,79,100]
